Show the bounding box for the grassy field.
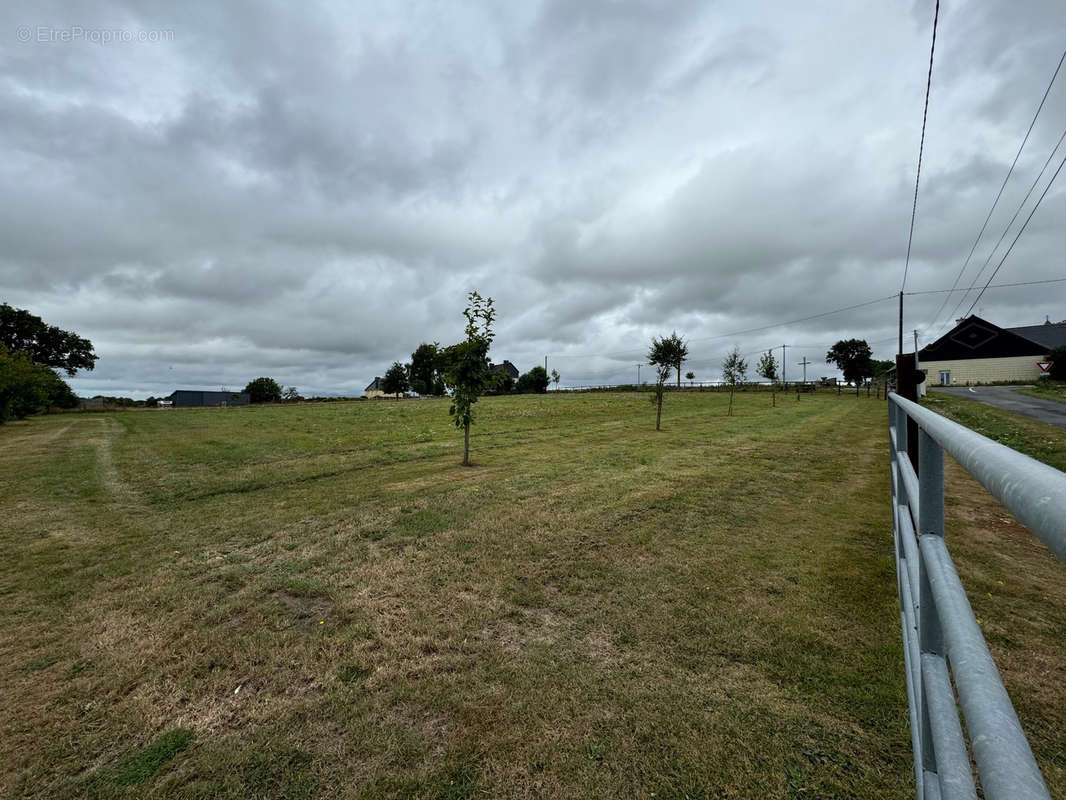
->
[1017,380,1066,405]
[1,390,1063,799]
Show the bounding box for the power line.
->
[901,0,941,293]
[962,150,1066,317]
[547,294,897,360]
[907,276,1066,296]
[931,123,1066,336]
[683,296,897,343]
[923,48,1066,337]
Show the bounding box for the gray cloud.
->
[1,0,1065,395]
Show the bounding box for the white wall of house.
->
[921,355,1047,385]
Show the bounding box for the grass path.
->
[1,391,1062,798]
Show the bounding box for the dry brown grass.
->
[0,392,1062,798]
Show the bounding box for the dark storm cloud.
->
[1,0,1064,395]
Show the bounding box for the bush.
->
[1047,346,1066,381]
[516,366,548,394]
[0,347,68,421]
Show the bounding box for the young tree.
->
[409,342,441,395]
[722,347,747,416]
[756,350,779,383]
[243,377,282,403]
[685,371,695,385]
[825,339,874,386]
[0,303,98,376]
[381,362,410,397]
[756,349,779,407]
[516,366,549,394]
[648,334,681,430]
[282,386,301,402]
[550,369,561,389]
[658,331,689,388]
[442,291,495,466]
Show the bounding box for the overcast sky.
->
[2,0,1065,396]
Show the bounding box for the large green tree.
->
[825,339,874,386]
[0,303,97,376]
[381,362,410,397]
[409,342,442,395]
[243,377,282,403]
[441,291,495,466]
[0,348,76,422]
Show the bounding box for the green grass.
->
[1,391,1062,798]
[924,390,1066,471]
[87,728,195,790]
[1017,380,1066,405]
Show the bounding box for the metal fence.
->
[888,392,1066,800]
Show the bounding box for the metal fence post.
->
[918,430,945,782]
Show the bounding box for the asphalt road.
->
[934,385,1066,429]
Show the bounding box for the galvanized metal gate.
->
[888,392,1066,800]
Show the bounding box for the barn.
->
[918,315,1066,386]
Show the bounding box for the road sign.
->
[1038,361,1053,373]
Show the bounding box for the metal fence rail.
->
[888,392,1066,800]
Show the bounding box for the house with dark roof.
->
[489,360,519,380]
[918,315,1065,386]
[168,390,250,407]
[364,377,387,398]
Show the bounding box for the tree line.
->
[378,346,559,397]
[646,333,890,428]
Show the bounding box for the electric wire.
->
[923,48,1066,336]
[962,150,1066,317]
[901,0,941,292]
[932,122,1066,336]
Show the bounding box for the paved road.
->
[934,385,1066,429]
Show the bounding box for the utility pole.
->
[781,344,787,385]
[545,355,548,374]
[913,330,919,356]
[898,291,904,355]
[797,357,810,385]
[636,364,641,386]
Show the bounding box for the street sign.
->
[1038,361,1053,373]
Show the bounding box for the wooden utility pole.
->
[899,291,904,356]
[797,357,810,385]
[896,353,919,472]
[781,344,787,387]
[636,364,641,386]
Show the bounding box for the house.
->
[168,390,250,407]
[918,315,1066,386]
[365,377,388,398]
[489,360,519,380]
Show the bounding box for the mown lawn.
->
[0,390,1062,798]
[1017,380,1066,406]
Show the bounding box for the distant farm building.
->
[364,377,389,399]
[489,360,519,380]
[919,315,1066,386]
[168,390,250,407]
